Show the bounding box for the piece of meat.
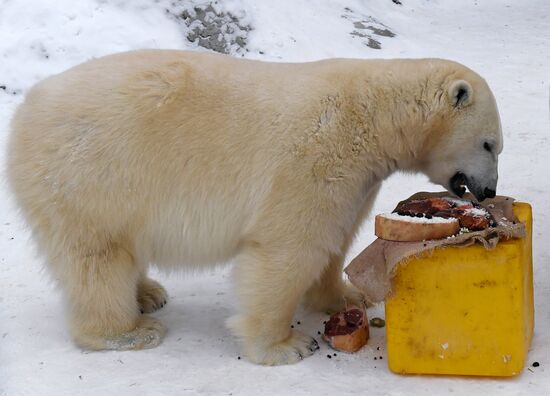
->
[395,199,433,215]
[393,197,494,232]
[455,203,475,211]
[458,214,490,230]
[395,198,454,216]
[323,307,369,353]
[430,198,456,212]
[453,209,491,231]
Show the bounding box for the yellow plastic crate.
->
[385,202,533,377]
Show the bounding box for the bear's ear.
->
[448,80,473,108]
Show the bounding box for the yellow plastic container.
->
[385,202,533,377]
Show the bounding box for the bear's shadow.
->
[154,290,240,356]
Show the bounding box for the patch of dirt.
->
[169,2,251,55]
[343,8,395,50]
[0,84,19,96]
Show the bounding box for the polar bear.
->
[7,50,502,365]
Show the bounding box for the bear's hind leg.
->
[56,244,166,351]
[137,275,168,314]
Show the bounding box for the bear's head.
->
[419,75,503,201]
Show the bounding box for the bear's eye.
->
[483,142,493,152]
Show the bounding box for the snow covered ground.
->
[1,0,549,394]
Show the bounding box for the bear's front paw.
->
[245,331,320,366]
[138,277,168,314]
[227,315,320,365]
[303,281,366,314]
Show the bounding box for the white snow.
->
[444,197,473,207]
[1,0,549,395]
[463,207,490,218]
[379,212,458,223]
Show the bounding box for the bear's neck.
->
[327,61,449,184]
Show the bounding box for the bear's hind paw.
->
[74,316,166,351]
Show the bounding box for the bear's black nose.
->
[484,187,496,199]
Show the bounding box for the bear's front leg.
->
[228,244,325,365]
[303,181,380,313]
[302,253,365,314]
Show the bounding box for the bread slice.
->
[325,326,369,353]
[323,307,369,353]
[375,213,460,242]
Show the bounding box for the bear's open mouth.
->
[450,172,468,197]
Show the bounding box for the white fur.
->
[6,50,502,365]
